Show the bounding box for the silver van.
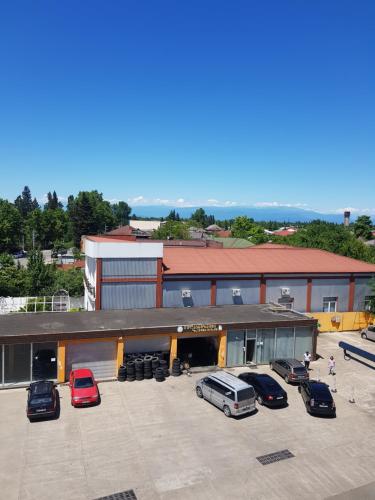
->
[195,371,256,417]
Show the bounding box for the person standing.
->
[328,355,336,375]
[304,351,311,370]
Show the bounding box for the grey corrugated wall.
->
[266,279,307,312]
[163,281,211,308]
[354,277,374,311]
[216,280,260,305]
[311,278,349,312]
[101,282,156,310]
[102,258,157,278]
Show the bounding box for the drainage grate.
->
[256,449,294,465]
[94,490,137,500]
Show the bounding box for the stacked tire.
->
[151,356,160,377]
[159,359,170,378]
[154,367,165,382]
[171,358,182,377]
[135,358,144,381]
[143,355,153,379]
[126,361,136,382]
[118,365,127,382]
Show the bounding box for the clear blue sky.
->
[0,1,374,214]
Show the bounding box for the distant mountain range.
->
[130,205,350,223]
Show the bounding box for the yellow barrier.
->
[308,311,374,333]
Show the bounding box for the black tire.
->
[196,386,203,398]
[127,376,135,382]
[284,375,289,384]
[144,372,153,379]
[257,395,264,406]
[223,405,231,418]
[361,332,367,339]
[269,362,273,370]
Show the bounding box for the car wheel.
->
[269,362,273,370]
[257,395,264,406]
[196,386,203,398]
[284,375,289,384]
[361,333,367,339]
[223,405,231,418]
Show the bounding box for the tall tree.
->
[44,190,63,210]
[14,186,35,217]
[166,209,180,221]
[111,201,132,226]
[353,215,373,240]
[25,250,55,295]
[0,199,22,252]
[190,208,215,227]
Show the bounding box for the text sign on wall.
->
[178,324,222,333]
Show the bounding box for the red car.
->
[69,368,100,407]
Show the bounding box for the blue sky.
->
[0,1,374,214]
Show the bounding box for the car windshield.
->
[74,377,94,389]
[30,396,53,405]
[293,367,307,374]
[237,387,255,401]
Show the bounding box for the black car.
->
[298,380,336,417]
[238,372,288,407]
[26,380,58,421]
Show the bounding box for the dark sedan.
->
[26,380,59,421]
[238,372,288,407]
[298,380,336,417]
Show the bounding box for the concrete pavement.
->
[1,331,375,500]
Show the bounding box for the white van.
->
[195,371,256,417]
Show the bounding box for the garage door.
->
[125,337,170,354]
[66,341,117,380]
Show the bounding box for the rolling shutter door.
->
[66,342,116,380]
[125,337,170,354]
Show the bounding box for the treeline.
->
[0,251,83,297]
[0,186,132,252]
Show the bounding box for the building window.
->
[323,297,338,313]
[364,296,375,312]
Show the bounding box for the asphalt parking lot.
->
[1,331,375,500]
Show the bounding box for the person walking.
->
[304,351,311,370]
[328,355,336,375]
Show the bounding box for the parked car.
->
[270,358,309,384]
[26,380,58,421]
[361,325,375,342]
[195,371,256,417]
[238,372,288,407]
[298,380,336,417]
[12,250,27,259]
[69,368,100,407]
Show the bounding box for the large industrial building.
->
[0,237,374,388]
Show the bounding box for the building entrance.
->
[177,336,218,368]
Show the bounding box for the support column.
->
[306,278,312,313]
[117,338,124,370]
[210,279,217,306]
[57,341,66,383]
[169,335,178,369]
[156,257,163,308]
[348,275,355,312]
[95,258,102,310]
[217,331,227,368]
[260,276,266,304]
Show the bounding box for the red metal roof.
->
[162,245,375,275]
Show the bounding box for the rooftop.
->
[162,244,375,275]
[0,304,315,343]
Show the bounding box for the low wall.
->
[309,311,373,332]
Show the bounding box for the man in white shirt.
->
[304,351,311,370]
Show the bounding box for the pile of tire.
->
[135,358,144,381]
[143,355,153,379]
[126,360,136,382]
[154,367,165,382]
[118,364,127,382]
[159,359,170,378]
[171,358,182,377]
[151,356,160,377]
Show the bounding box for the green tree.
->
[111,201,132,226]
[166,209,180,221]
[152,221,190,240]
[190,208,215,227]
[44,190,63,210]
[0,199,22,252]
[231,216,256,239]
[54,268,84,297]
[353,215,373,240]
[25,250,55,295]
[0,254,27,296]
[14,186,36,218]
